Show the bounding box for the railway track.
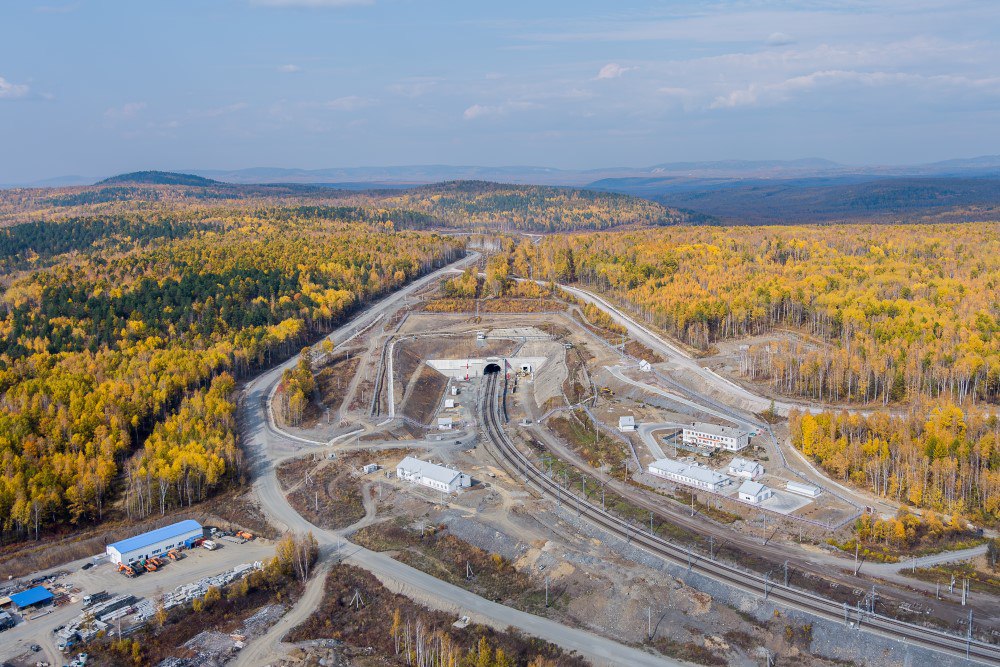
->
[480,372,1000,665]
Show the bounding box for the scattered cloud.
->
[596,63,634,80]
[0,76,29,99]
[251,0,373,7]
[463,101,540,120]
[709,69,1000,109]
[324,95,375,111]
[104,101,146,120]
[766,32,795,46]
[278,64,302,73]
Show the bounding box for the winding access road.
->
[239,254,685,667]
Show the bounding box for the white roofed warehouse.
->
[648,458,730,492]
[106,519,204,566]
[396,456,471,493]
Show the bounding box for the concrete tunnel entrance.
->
[483,363,503,375]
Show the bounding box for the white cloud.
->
[278,64,302,73]
[104,101,146,120]
[766,32,795,46]
[462,104,494,120]
[251,0,372,6]
[324,95,374,111]
[463,101,540,120]
[596,63,634,80]
[0,76,29,99]
[709,69,1000,109]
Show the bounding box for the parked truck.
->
[202,540,218,551]
[83,591,109,607]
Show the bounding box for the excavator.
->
[117,563,136,577]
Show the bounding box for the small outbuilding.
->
[10,586,53,611]
[444,399,456,409]
[437,417,453,430]
[738,480,773,504]
[618,415,637,432]
[786,481,821,498]
[728,457,763,480]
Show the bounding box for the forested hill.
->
[369,180,695,231]
[0,175,694,232]
[96,171,221,186]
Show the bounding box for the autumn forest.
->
[2,175,1000,549]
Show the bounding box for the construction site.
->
[4,259,998,667]
[251,273,1000,667]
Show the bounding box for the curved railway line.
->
[480,371,1000,665]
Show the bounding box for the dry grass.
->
[286,563,585,666]
[351,519,542,610]
[277,457,367,530]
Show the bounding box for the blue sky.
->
[1,0,998,182]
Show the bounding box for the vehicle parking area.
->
[0,536,274,667]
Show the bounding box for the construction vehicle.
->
[117,563,136,577]
[144,561,157,572]
[599,386,615,397]
[202,540,218,551]
[167,549,183,560]
[236,530,254,541]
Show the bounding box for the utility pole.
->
[783,560,789,587]
[647,605,652,641]
[602,483,606,512]
[967,610,974,659]
[649,511,654,535]
[545,576,549,607]
[709,535,714,560]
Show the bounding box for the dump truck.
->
[167,550,183,560]
[236,531,254,540]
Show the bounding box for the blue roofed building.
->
[106,519,203,565]
[10,586,53,610]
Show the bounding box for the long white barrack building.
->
[648,458,730,492]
